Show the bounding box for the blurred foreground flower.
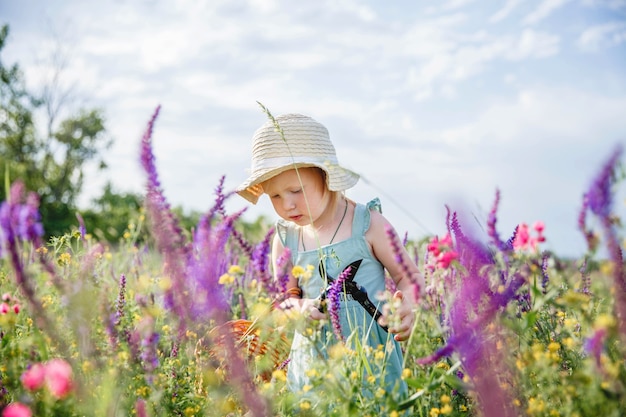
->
[21,358,73,399]
[1,403,32,417]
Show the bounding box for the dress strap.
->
[276,219,297,255]
[352,197,382,236]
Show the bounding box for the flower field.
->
[1,109,625,416]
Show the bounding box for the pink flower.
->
[12,304,20,314]
[0,303,9,314]
[2,403,32,417]
[513,221,546,251]
[513,223,530,250]
[1,292,11,302]
[21,363,46,391]
[427,236,442,256]
[437,251,459,269]
[44,358,73,399]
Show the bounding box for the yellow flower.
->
[440,394,451,404]
[292,265,314,281]
[402,368,412,379]
[305,369,318,378]
[527,397,545,414]
[218,273,235,285]
[440,404,453,415]
[390,412,399,417]
[81,361,93,373]
[375,388,385,398]
[436,362,450,370]
[548,342,560,353]
[300,400,311,410]
[367,375,376,384]
[228,265,244,275]
[594,314,616,330]
[57,252,71,266]
[430,407,441,417]
[292,265,306,278]
[272,369,286,382]
[328,343,348,360]
[562,337,575,349]
[563,318,578,331]
[303,384,312,393]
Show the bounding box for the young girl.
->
[237,113,422,401]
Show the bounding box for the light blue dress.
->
[276,199,408,400]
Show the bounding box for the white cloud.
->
[490,0,523,23]
[505,29,560,60]
[523,0,572,25]
[577,21,626,51]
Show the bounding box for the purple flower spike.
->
[584,328,607,369]
[385,224,420,296]
[541,253,550,294]
[328,266,353,342]
[486,189,510,252]
[582,144,626,340]
[275,247,292,295]
[76,212,87,240]
[139,106,192,331]
[252,228,275,294]
[586,145,623,218]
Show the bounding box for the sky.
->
[1,0,625,257]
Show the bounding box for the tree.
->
[0,24,111,237]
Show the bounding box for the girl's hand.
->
[277,297,327,321]
[301,298,327,321]
[378,290,415,342]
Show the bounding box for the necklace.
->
[301,199,348,251]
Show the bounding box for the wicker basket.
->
[203,319,290,381]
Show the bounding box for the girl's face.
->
[263,167,330,226]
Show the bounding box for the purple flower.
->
[140,331,160,382]
[274,247,292,295]
[327,266,353,342]
[584,328,607,369]
[586,145,622,218]
[385,224,420,297]
[252,228,274,294]
[187,212,239,320]
[541,253,550,294]
[486,189,511,252]
[0,181,44,251]
[75,212,86,240]
[115,274,127,326]
[139,106,192,332]
[582,145,626,339]
[417,207,522,417]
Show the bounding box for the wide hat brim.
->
[237,159,359,204]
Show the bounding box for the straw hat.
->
[236,113,360,204]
